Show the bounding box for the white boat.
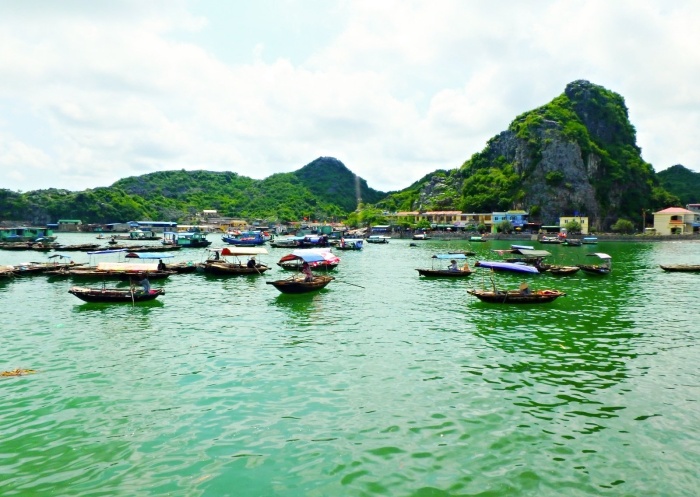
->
[367,235,390,244]
[336,238,363,250]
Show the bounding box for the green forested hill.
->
[657,165,700,205]
[0,157,386,224]
[377,80,680,230]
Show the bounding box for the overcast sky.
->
[1,0,698,194]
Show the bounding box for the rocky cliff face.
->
[409,80,659,230]
[483,123,602,228]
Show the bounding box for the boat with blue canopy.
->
[277,248,340,271]
[474,260,540,274]
[267,251,335,293]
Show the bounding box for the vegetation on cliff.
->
[0,158,386,225]
[657,165,700,206]
[378,80,681,230]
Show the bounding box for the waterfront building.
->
[652,207,696,235]
[559,216,590,235]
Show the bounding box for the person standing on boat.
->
[301,261,314,282]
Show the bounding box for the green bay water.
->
[1,234,699,496]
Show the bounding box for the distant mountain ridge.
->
[0,81,693,228]
[0,157,387,224]
[657,165,700,206]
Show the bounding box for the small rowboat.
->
[68,286,165,303]
[578,253,612,275]
[416,253,473,278]
[467,289,565,304]
[659,264,700,272]
[266,275,334,294]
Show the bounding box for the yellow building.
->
[653,207,696,235]
[386,211,493,230]
[559,216,590,235]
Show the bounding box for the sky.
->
[1,0,699,194]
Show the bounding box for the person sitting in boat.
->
[462,261,470,272]
[247,257,256,268]
[157,259,166,270]
[448,259,459,271]
[139,275,151,293]
[301,261,314,282]
[519,282,531,295]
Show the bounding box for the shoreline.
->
[392,233,700,243]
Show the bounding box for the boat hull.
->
[46,269,174,280]
[578,265,611,275]
[659,265,700,272]
[266,276,333,294]
[203,263,269,276]
[68,287,165,303]
[467,289,565,303]
[416,269,472,278]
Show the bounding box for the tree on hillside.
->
[611,218,635,234]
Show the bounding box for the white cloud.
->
[0,0,698,195]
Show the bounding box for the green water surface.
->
[1,235,699,496]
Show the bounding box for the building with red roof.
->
[653,207,697,235]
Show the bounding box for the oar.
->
[333,279,365,289]
[128,277,135,306]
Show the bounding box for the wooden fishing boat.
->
[221,230,266,246]
[578,253,612,275]
[417,253,473,278]
[47,266,175,280]
[659,264,700,272]
[269,237,302,248]
[467,288,566,304]
[167,261,202,273]
[366,235,390,244]
[563,239,582,246]
[52,243,101,251]
[202,247,270,275]
[268,251,336,293]
[266,275,334,294]
[539,236,562,244]
[0,242,53,251]
[10,255,84,276]
[541,265,580,276]
[162,230,211,248]
[68,286,165,303]
[334,238,363,250]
